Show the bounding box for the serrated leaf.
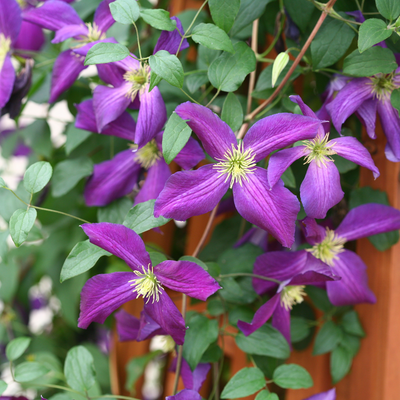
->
[313,321,342,355]
[358,19,392,53]
[221,367,265,399]
[140,9,175,31]
[192,23,234,53]
[85,43,130,65]
[209,0,240,33]
[149,50,184,88]
[64,346,96,392]
[6,337,31,361]
[14,362,49,382]
[272,364,313,389]
[0,380,7,395]
[9,208,37,247]
[162,112,192,164]
[221,92,243,131]
[23,162,52,194]
[376,0,400,20]
[330,345,352,384]
[109,0,140,24]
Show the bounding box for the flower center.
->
[86,22,106,42]
[16,0,27,8]
[369,73,398,101]
[131,140,162,169]
[124,65,150,101]
[129,264,163,304]
[213,142,257,189]
[0,33,11,71]
[303,133,336,167]
[280,285,306,311]
[307,228,346,267]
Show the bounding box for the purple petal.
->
[233,168,300,248]
[300,161,344,219]
[134,158,171,205]
[377,98,400,161]
[289,95,318,119]
[166,389,202,400]
[326,78,374,134]
[174,137,205,170]
[137,309,166,341]
[78,272,136,328]
[51,24,88,43]
[335,203,400,241]
[237,294,280,336]
[243,114,320,162]
[300,217,327,245]
[355,99,377,139]
[154,165,229,220]
[96,62,125,87]
[326,250,376,306]
[115,309,140,341]
[154,16,189,54]
[272,304,291,345]
[81,222,151,270]
[94,0,116,33]
[49,50,87,103]
[14,21,45,53]
[84,149,140,206]
[155,260,221,301]
[0,55,15,109]
[267,146,306,188]
[136,86,167,147]
[191,363,211,392]
[144,292,186,345]
[0,0,21,44]
[304,388,336,400]
[175,102,236,160]
[93,82,132,131]
[109,54,140,72]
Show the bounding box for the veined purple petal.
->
[173,137,205,170]
[110,53,140,72]
[94,0,116,33]
[300,160,344,219]
[154,165,229,220]
[93,82,132,131]
[304,388,336,400]
[243,114,320,162]
[154,16,189,54]
[81,222,151,270]
[0,55,15,109]
[355,99,377,139]
[155,260,221,301]
[136,86,167,147]
[166,389,202,400]
[144,292,186,345]
[290,95,318,119]
[326,250,376,306]
[237,294,280,336]
[268,146,306,189]
[300,217,327,245]
[170,358,210,392]
[175,102,236,160]
[134,158,171,205]
[115,309,140,341]
[0,0,21,44]
[49,50,87,103]
[78,272,136,328]
[335,203,400,241]
[84,149,140,206]
[288,269,338,286]
[51,24,88,43]
[327,78,374,134]
[14,21,45,53]
[95,62,125,87]
[137,309,166,341]
[272,304,291,345]
[377,98,400,161]
[330,136,379,178]
[233,169,300,248]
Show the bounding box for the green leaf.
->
[209,0,240,33]
[221,93,243,131]
[19,120,52,158]
[358,19,393,53]
[182,312,219,370]
[221,367,265,399]
[97,197,132,224]
[23,162,52,194]
[0,259,19,302]
[52,157,93,197]
[148,251,167,266]
[149,50,184,88]
[65,124,92,155]
[313,321,342,355]
[218,243,263,274]
[281,167,296,188]
[60,240,111,282]
[6,337,31,361]
[64,346,96,392]
[140,9,175,31]
[340,333,361,357]
[376,0,400,20]
[311,16,356,69]
[85,43,130,66]
[179,255,208,270]
[123,199,170,234]
[0,177,7,188]
[256,391,278,400]
[330,345,352,384]
[162,112,192,164]
[9,208,37,247]
[341,311,365,337]
[109,0,140,24]
[331,154,357,174]
[0,380,7,395]
[186,72,209,93]
[200,342,223,363]
[14,362,49,382]
[192,23,234,53]
[148,70,162,92]
[236,324,290,359]
[208,41,256,92]
[343,47,398,77]
[391,88,400,116]
[290,317,310,343]
[284,0,314,32]
[306,286,334,312]
[272,364,313,389]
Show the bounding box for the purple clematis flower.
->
[154,102,322,248]
[304,388,336,400]
[78,223,221,345]
[268,95,379,219]
[237,250,336,344]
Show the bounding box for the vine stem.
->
[246,19,259,116]
[239,0,338,138]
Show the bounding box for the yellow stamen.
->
[303,133,336,167]
[280,285,306,311]
[129,264,163,304]
[369,73,398,101]
[124,64,150,101]
[0,33,11,71]
[131,140,162,169]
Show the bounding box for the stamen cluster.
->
[124,65,150,101]
[86,22,106,42]
[129,264,163,304]
[369,73,398,101]
[280,285,306,310]
[0,33,11,70]
[303,133,336,167]
[131,140,162,169]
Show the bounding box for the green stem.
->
[179,88,200,104]
[30,383,83,396]
[199,85,214,103]
[256,94,284,119]
[259,14,286,58]
[184,69,208,76]
[206,89,221,107]
[218,273,281,284]
[132,22,142,59]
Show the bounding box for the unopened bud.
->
[272,52,289,88]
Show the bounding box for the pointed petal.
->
[81,222,151,270]
[154,16,189,54]
[272,305,291,346]
[267,146,306,188]
[191,363,211,392]
[174,137,205,170]
[166,389,202,400]
[0,55,15,109]
[330,136,379,178]
[326,250,376,306]
[51,24,88,44]
[94,0,116,33]
[78,272,136,328]
[355,99,377,139]
[237,294,281,336]
[304,388,336,400]
[115,309,140,341]
[243,114,320,161]
[336,203,400,241]
[154,165,229,220]
[175,102,236,159]
[289,95,318,119]
[144,293,186,345]
[300,217,327,245]
[155,260,221,301]
[134,158,171,205]
[0,0,21,44]
[84,149,140,206]
[96,62,125,87]
[300,161,344,219]
[233,168,300,248]
[377,98,400,161]
[137,309,166,341]
[14,21,45,53]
